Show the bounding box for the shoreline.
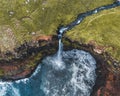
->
[0,36,119,95]
[0,1,120,81]
[0,1,120,95]
[0,36,111,81]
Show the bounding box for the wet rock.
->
[96,72,120,96]
[0,36,119,96]
[10,70,32,80]
[93,45,105,54]
[0,35,57,80]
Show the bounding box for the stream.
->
[57,1,120,36]
[0,1,120,96]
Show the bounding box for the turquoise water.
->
[1,1,120,95]
[0,49,96,96]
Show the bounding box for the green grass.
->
[0,0,113,45]
[1,0,119,61]
[66,6,120,61]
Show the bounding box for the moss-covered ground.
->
[0,0,120,63]
[66,6,120,61]
[0,0,113,51]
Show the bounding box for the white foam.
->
[54,58,65,70]
[0,82,21,96]
[49,38,66,70]
[93,10,98,14]
[76,18,82,24]
[0,49,96,96]
[59,27,68,34]
[41,49,96,96]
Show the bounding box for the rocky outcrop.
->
[0,36,119,95]
[34,35,52,41]
[0,35,58,80]
[91,55,120,96]
[62,38,120,96]
[95,72,120,96]
[0,25,16,53]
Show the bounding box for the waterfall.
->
[53,38,65,70]
[57,38,63,60]
[53,26,67,70]
[0,1,120,96]
[40,49,97,96]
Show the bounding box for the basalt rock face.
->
[0,0,113,53]
[0,1,119,95]
[62,38,120,96]
[0,36,119,95]
[0,35,58,80]
[96,73,120,96]
[91,56,120,96]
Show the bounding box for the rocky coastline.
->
[0,0,120,95]
[0,35,119,95]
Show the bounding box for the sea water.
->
[0,49,96,96]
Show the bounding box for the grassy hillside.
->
[66,6,120,61]
[0,0,113,52]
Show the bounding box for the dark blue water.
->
[58,1,120,38]
[0,49,96,96]
[0,1,120,96]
